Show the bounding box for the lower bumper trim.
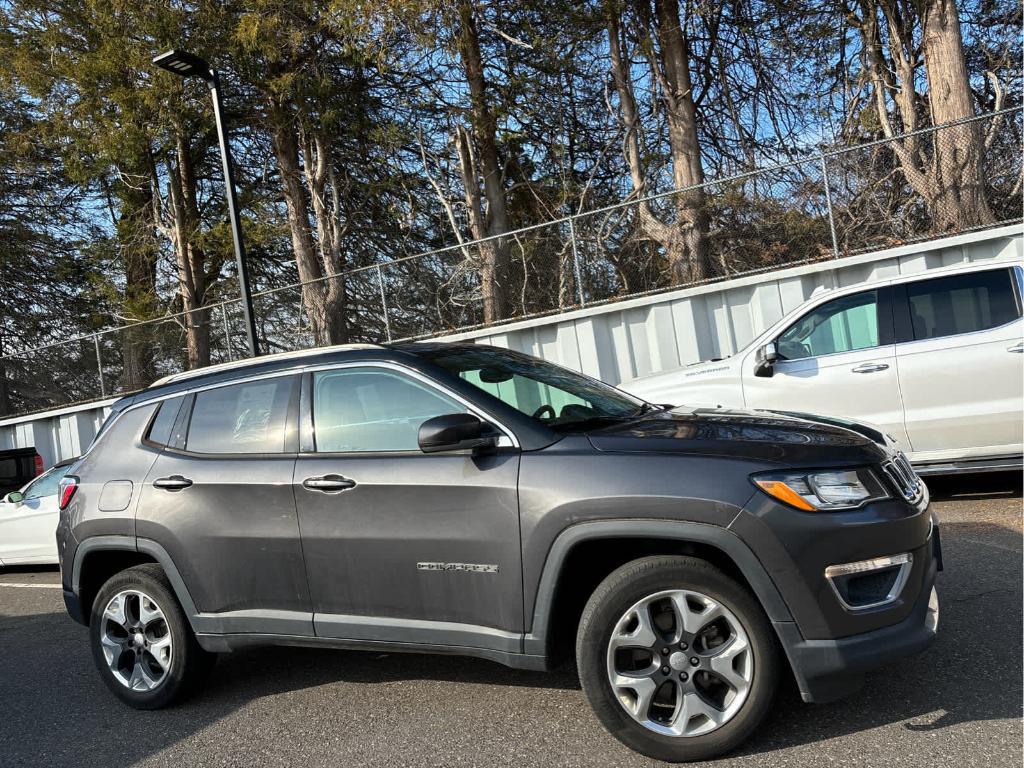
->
[776,556,938,703]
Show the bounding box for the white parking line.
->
[0,582,62,589]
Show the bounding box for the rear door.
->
[743,286,911,448]
[292,363,523,645]
[893,266,1024,458]
[136,374,313,636]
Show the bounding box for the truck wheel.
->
[89,563,215,709]
[576,555,779,762]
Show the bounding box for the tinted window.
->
[145,396,184,446]
[186,378,292,454]
[907,269,1018,341]
[777,290,879,359]
[0,458,19,482]
[23,465,70,500]
[312,368,464,452]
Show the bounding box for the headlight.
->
[751,468,888,511]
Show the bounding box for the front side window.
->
[906,269,1019,341]
[777,290,880,360]
[23,465,70,500]
[312,368,465,452]
[185,378,292,454]
[413,345,645,430]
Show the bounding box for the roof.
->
[128,341,489,407]
[150,343,385,387]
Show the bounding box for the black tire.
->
[89,563,215,709]
[576,555,779,762]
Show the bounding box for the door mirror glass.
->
[754,342,777,378]
[418,413,496,454]
[4,491,24,505]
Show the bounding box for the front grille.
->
[882,451,922,502]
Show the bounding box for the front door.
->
[743,286,912,449]
[135,374,312,635]
[293,365,522,647]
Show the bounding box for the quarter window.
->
[906,269,1019,341]
[185,378,292,454]
[312,368,464,453]
[777,290,880,360]
[145,396,185,447]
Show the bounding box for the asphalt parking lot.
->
[0,474,1020,768]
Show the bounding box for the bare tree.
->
[453,0,513,323]
[849,0,995,230]
[606,0,712,285]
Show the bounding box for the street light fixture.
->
[153,49,260,358]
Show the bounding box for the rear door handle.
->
[851,363,889,373]
[152,475,192,491]
[302,474,357,493]
[1008,342,1023,353]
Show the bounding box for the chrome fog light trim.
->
[824,553,912,611]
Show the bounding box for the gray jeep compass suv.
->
[56,342,940,762]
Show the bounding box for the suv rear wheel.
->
[576,555,779,762]
[89,564,215,709]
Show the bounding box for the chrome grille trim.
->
[882,451,922,502]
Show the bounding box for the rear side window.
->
[145,397,185,447]
[185,378,292,454]
[0,458,19,483]
[906,269,1019,341]
[776,290,880,359]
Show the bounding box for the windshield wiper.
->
[632,401,667,417]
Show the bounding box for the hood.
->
[586,406,890,466]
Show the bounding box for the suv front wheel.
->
[576,555,780,762]
[89,564,215,709]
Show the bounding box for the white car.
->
[623,262,1024,474]
[0,458,75,565]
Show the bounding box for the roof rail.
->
[150,343,385,387]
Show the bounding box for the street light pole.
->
[153,49,260,358]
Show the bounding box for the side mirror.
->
[418,413,497,454]
[3,491,24,506]
[754,342,778,378]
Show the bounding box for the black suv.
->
[56,342,940,761]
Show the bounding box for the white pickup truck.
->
[622,262,1024,475]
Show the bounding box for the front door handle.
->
[152,475,193,491]
[1008,342,1023,353]
[302,474,357,493]
[851,363,889,373]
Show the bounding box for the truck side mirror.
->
[754,342,778,378]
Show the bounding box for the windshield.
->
[416,345,649,430]
[23,464,70,500]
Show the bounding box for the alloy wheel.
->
[99,589,173,692]
[605,588,754,737]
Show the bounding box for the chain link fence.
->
[3,107,1021,416]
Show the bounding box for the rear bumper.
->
[776,547,939,703]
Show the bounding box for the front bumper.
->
[775,542,939,703]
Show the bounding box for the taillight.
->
[33,454,44,476]
[58,476,79,511]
